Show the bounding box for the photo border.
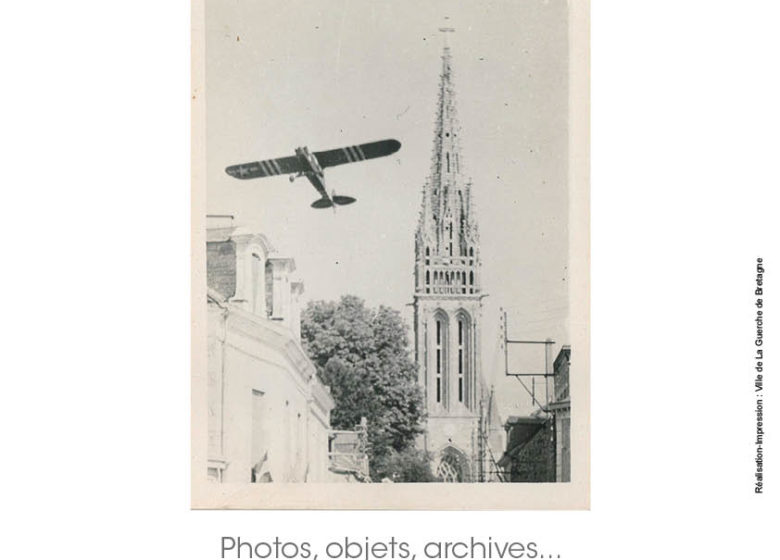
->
[191,0,590,510]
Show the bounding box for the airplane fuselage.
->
[294,146,328,198]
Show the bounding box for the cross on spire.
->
[438,25,455,48]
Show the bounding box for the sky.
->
[205,0,571,418]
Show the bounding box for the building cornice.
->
[223,301,317,384]
[309,379,335,419]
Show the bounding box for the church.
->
[413,43,494,482]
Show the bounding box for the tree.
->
[371,447,437,483]
[301,295,426,479]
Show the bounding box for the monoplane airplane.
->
[225,139,401,209]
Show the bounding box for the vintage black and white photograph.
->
[192,0,589,508]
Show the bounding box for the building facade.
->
[413,45,485,482]
[206,221,336,483]
[497,346,571,482]
[548,345,571,482]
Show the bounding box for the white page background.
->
[2,1,777,559]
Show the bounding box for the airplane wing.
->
[314,139,401,169]
[225,155,302,180]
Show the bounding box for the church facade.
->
[413,45,485,482]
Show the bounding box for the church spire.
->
[412,32,485,476]
[415,35,480,296]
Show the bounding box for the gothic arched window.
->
[434,312,448,406]
[458,319,464,402]
[437,446,469,483]
[436,319,443,403]
[437,458,459,483]
[455,312,471,406]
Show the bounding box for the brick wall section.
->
[207,240,236,299]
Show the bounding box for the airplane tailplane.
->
[311,197,334,209]
[332,195,356,206]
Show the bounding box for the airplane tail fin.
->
[311,195,356,209]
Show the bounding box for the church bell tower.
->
[413,38,483,482]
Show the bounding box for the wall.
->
[206,240,236,299]
[207,299,334,483]
[551,346,571,482]
[205,224,333,484]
